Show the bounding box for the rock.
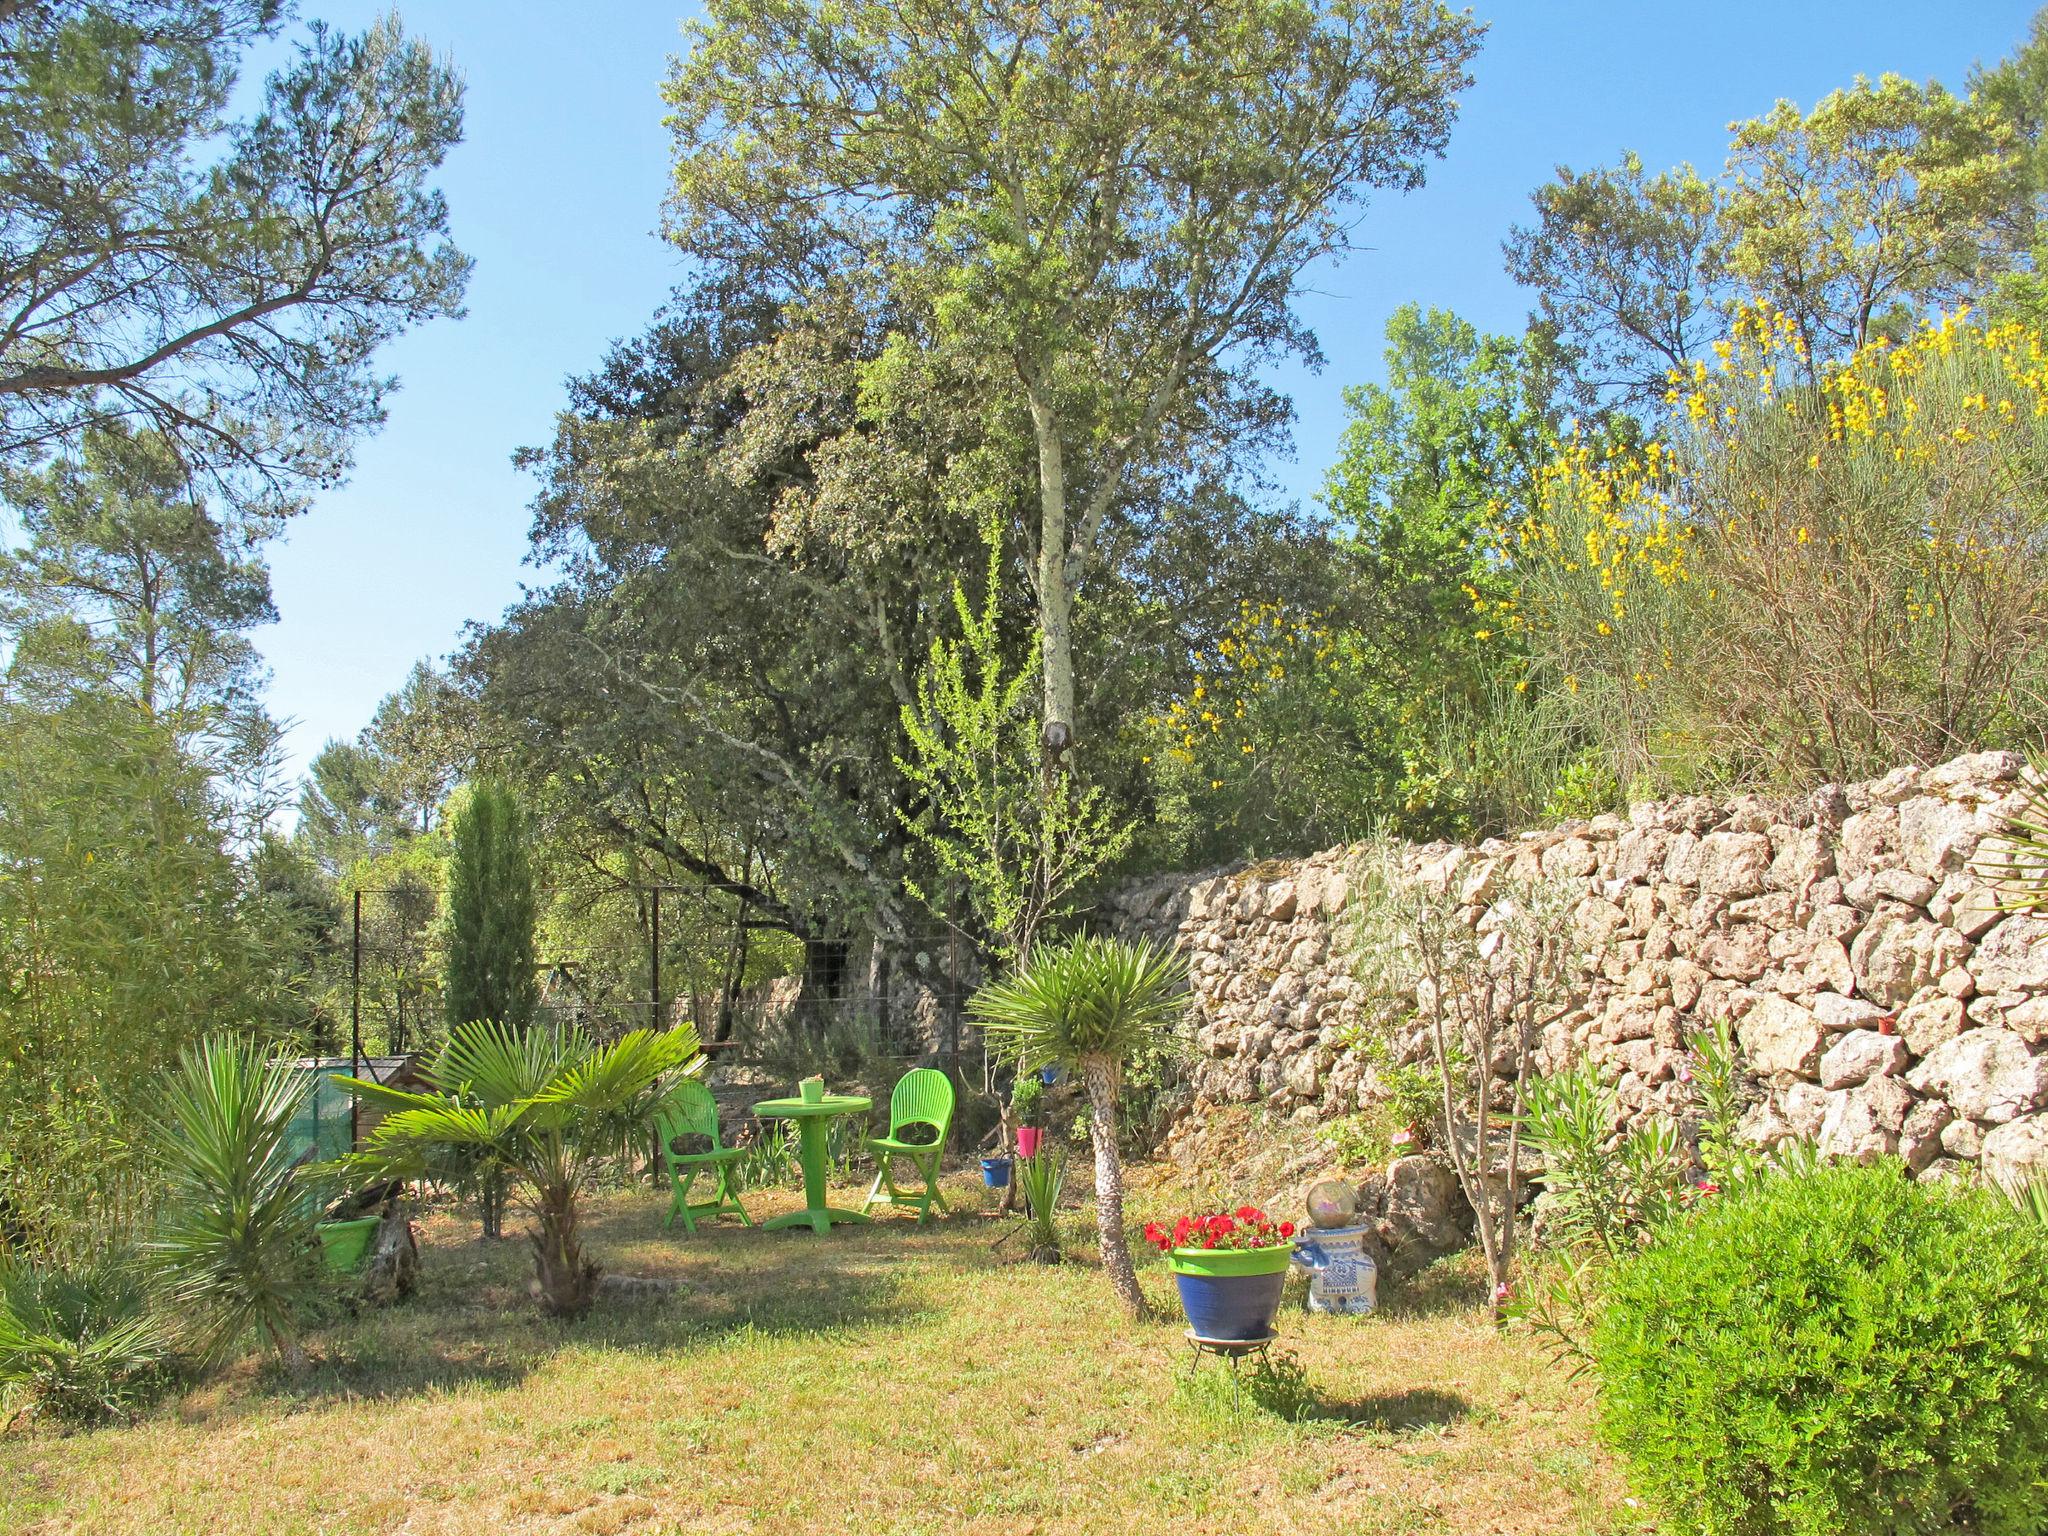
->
[1805,938,1855,996]
[1838,808,1900,881]
[1783,1081,1830,1138]
[1264,881,1298,922]
[1916,1158,1969,1185]
[1969,916,2048,993]
[1921,752,2024,796]
[1698,924,1772,981]
[2007,995,2048,1045]
[1378,1156,1469,1277]
[1697,832,1773,897]
[1614,828,1673,882]
[1818,1076,1913,1163]
[1897,996,1966,1058]
[1818,1029,1908,1089]
[1769,826,1833,891]
[1850,915,1946,1007]
[1907,1029,2048,1124]
[1899,1100,1953,1174]
[1544,836,1598,878]
[1807,904,1865,944]
[1949,884,2005,940]
[1813,993,1887,1032]
[1737,996,1826,1075]
[1281,1051,1322,1101]
[1870,867,1938,907]
[1941,1118,1985,1159]
[1899,799,1988,879]
[1981,1113,2048,1188]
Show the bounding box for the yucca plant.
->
[970,934,1189,1319]
[344,1020,704,1317]
[1976,755,2048,910]
[2000,1174,2048,1228]
[1015,1147,1066,1264]
[0,1253,172,1425]
[147,1035,326,1373]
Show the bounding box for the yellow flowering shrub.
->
[1508,307,2048,787]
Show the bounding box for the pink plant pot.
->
[1016,1126,1044,1158]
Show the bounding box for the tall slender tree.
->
[442,782,539,1036]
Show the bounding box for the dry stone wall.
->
[1107,750,2048,1193]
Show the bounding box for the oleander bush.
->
[1594,1161,2048,1536]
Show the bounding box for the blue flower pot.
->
[1166,1246,1290,1341]
[980,1156,1012,1188]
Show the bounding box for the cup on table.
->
[799,1075,825,1104]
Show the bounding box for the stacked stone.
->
[1106,750,2048,1191]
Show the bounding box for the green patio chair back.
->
[890,1066,955,1140]
[654,1079,752,1234]
[861,1066,955,1223]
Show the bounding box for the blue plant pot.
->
[980,1156,1012,1188]
[1172,1268,1286,1341]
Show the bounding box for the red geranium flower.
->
[1150,1203,1297,1254]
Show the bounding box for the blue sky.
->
[257,0,2045,786]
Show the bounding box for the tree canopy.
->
[0,3,469,506]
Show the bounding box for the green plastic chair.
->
[861,1067,954,1223]
[654,1080,752,1233]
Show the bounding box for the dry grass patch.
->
[0,1175,1632,1535]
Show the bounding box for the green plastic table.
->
[752,1094,874,1233]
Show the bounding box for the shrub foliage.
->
[1594,1161,2048,1536]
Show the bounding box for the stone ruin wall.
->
[1105,750,2048,1251]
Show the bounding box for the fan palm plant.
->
[343,1020,704,1317]
[0,1252,173,1424]
[147,1035,326,1373]
[970,934,1189,1319]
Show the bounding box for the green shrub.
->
[0,1253,173,1425]
[1594,1162,2048,1536]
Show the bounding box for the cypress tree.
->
[442,781,539,1033]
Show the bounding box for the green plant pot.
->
[1164,1243,1295,1279]
[316,1215,381,1274]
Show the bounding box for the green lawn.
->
[0,1174,1631,1535]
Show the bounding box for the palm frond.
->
[970,934,1189,1070]
[425,1018,576,1105]
[528,1027,704,1118]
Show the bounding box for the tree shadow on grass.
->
[277,1198,944,1409]
[1307,1387,1471,1433]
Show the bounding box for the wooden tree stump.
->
[360,1197,419,1305]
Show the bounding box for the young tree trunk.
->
[480,1168,505,1240]
[1082,1054,1147,1321]
[266,1319,308,1377]
[530,1190,598,1317]
[1026,389,1077,736]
